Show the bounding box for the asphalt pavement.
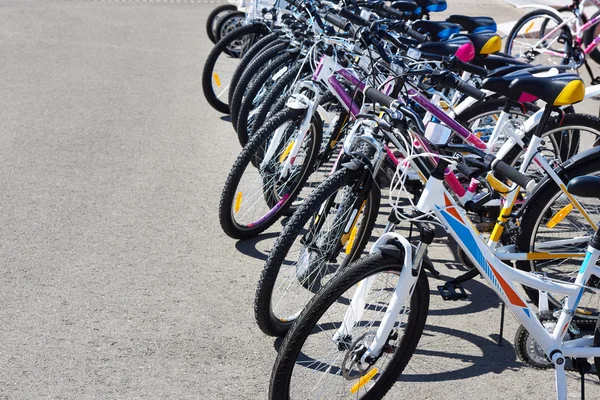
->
[1,0,600,399]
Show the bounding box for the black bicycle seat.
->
[567,176,600,199]
[446,15,496,33]
[418,36,472,58]
[452,32,501,56]
[390,0,420,13]
[510,73,585,106]
[412,20,461,40]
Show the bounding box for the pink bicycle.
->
[505,0,600,83]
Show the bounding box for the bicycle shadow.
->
[233,217,291,261]
[398,324,518,382]
[271,322,518,383]
[234,231,280,262]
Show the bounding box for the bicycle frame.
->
[337,163,600,399]
[521,0,600,58]
[261,48,388,184]
[405,82,600,261]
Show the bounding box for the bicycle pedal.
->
[437,282,469,301]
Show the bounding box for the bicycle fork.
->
[332,231,431,367]
[260,81,321,179]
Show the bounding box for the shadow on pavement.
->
[398,324,519,383]
[234,231,280,261]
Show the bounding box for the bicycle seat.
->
[509,73,585,106]
[481,68,541,102]
[418,36,474,61]
[391,0,421,14]
[567,176,600,199]
[414,0,447,12]
[453,32,501,56]
[446,15,497,33]
[412,20,461,40]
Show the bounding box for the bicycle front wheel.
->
[218,107,322,239]
[254,168,380,337]
[269,252,429,400]
[202,23,268,114]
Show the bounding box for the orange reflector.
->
[234,192,242,213]
[546,203,574,228]
[279,141,295,163]
[350,368,379,394]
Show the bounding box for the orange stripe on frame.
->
[488,262,527,308]
[444,194,464,223]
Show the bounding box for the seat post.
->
[533,104,556,138]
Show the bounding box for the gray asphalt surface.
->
[1,0,600,399]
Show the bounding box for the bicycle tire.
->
[230,41,290,129]
[246,63,306,143]
[206,4,237,43]
[227,33,281,107]
[516,132,600,316]
[504,9,573,65]
[219,107,322,239]
[235,53,297,144]
[269,252,429,399]
[214,11,246,43]
[254,167,381,337]
[202,23,268,114]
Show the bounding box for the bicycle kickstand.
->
[573,358,591,400]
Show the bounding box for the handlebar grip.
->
[364,87,397,109]
[405,27,426,42]
[325,12,350,31]
[290,0,304,8]
[339,7,369,26]
[379,4,406,20]
[455,79,486,101]
[492,159,533,190]
[454,58,488,77]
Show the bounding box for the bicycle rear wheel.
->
[505,9,573,66]
[269,252,429,400]
[516,149,600,319]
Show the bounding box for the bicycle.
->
[269,77,600,399]
[505,0,600,83]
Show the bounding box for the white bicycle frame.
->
[336,163,600,399]
[259,43,386,181]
